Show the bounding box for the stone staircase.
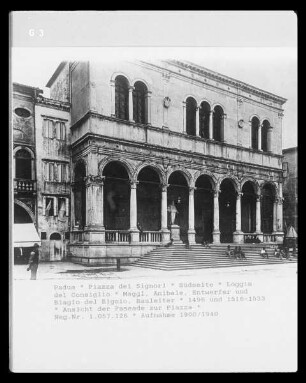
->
[132,243,297,270]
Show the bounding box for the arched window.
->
[50,232,61,240]
[199,102,210,139]
[251,117,260,150]
[15,149,32,179]
[186,97,197,136]
[262,120,270,152]
[133,81,147,124]
[213,105,224,142]
[115,76,129,120]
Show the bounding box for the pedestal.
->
[274,231,284,244]
[83,226,105,243]
[233,231,244,244]
[170,225,183,244]
[188,229,196,245]
[160,229,171,244]
[212,230,220,244]
[129,229,139,243]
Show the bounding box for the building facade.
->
[13,59,288,263]
[13,82,71,261]
[44,59,287,265]
[282,147,298,233]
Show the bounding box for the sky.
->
[11,46,297,149]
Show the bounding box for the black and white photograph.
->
[9,11,297,372]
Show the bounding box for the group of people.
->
[225,245,247,260]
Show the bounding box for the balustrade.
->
[105,230,131,243]
[14,179,36,192]
[139,231,162,243]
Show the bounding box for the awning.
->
[286,225,298,238]
[13,223,41,247]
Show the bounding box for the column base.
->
[160,229,171,244]
[129,228,139,243]
[233,231,244,244]
[212,230,220,244]
[170,225,183,244]
[188,229,196,245]
[83,227,105,243]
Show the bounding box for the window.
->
[282,162,289,178]
[58,197,68,219]
[199,102,210,139]
[45,197,55,216]
[41,232,47,240]
[186,97,197,136]
[50,232,61,240]
[43,119,66,140]
[64,232,70,240]
[15,149,32,179]
[15,108,31,118]
[44,162,69,182]
[261,120,270,152]
[251,117,260,150]
[133,81,147,124]
[213,105,224,142]
[115,76,129,120]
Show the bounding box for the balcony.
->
[14,179,36,194]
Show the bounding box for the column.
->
[273,198,278,232]
[84,176,105,242]
[129,180,139,242]
[233,192,244,244]
[255,195,262,233]
[128,86,134,122]
[212,189,220,243]
[249,121,253,148]
[267,127,273,152]
[277,199,283,231]
[258,124,262,151]
[220,114,226,142]
[182,101,186,133]
[145,91,152,125]
[209,110,213,139]
[188,186,196,245]
[196,106,200,137]
[110,80,116,116]
[160,183,170,244]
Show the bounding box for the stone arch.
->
[13,146,35,158]
[211,102,226,111]
[193,170,217,190]
[184,94,199,105]
[49,232,62,240]
[167,166,193,187]
[217,174,240,193]
[110,72,132,86]
[261,117,272,125]
[98,157,135,181]
[260,180,278,197]
[14,199,35,223]
[135,162,166,184]
[199,99,212,109]
[249,114,261,124]
[240,177,260,195]
[131,78,151,93]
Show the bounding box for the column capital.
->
[213,189,220,197]
[160,183,169,192]
[236,191,243,198]
[128,85,135,91]
[130,180,139,189]
[189,186,197,194]
[84,175,105,186]
[110,79,115,86]
[146,90,152,96]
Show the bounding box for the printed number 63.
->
[29,29,44,37]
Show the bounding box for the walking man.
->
[27,243,40,280]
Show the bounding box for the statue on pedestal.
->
[168,200,178,225]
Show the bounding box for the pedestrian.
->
[260,246,268,259]
[238,246,246,259]
[225,245,234,258]
[27,243,40,280]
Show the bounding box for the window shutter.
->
[65,198,69,216]
[53,197,58,216]
[42,196,46,215]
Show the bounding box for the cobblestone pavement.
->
[12,260,297,280]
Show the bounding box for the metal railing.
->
[105,230,131,243]
[140,231,162,243]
